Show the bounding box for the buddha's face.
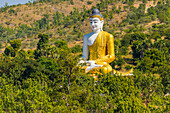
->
[90,17,103,32]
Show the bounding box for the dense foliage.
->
[0,0,169,112]
[0,32,169,112]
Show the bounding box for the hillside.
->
[0,0,169,71]
[0,0,168,50]
[0,0,169,112]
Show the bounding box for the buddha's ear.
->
[101,20,104,30]
[101,20,104,24]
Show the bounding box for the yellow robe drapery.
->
[84,31,115,74]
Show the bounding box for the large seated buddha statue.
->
[79,9,115,75]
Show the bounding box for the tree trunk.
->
[68,74,70,94]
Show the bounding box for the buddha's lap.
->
[81,64,112,74]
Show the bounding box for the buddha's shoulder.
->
[83,32,93,38]
[102,31,113,38]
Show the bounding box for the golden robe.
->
[83,31,115,74]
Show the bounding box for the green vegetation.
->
[87,1,93,5]
[0,0,169,43]
[0,0,169,112]
[0,33,169,112]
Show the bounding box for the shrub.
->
[125,65,132,70]
[8,8,15,14]
[120,46,129,55]
[30,41,37,49]
[55,40,68,49]
[87,1,93,5]
[139,16,152,24]
[70,0,74,5]
[4,46,16,57]
[10,39,22,51]
[5,21,11,25]
[71,45,82,53]
[117,57,125,68]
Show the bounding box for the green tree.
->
[55,40,69,50]
[133,70,164,110]
[132,32,146,41]
[34,34,58,59]
[152,32,161,41]
[37,34,49,49]
[100,73,148,112]
[109,10,113,20]
[144,49,166,73]
[121,33,132,47]
[120,46,128,55]
[115,56,125,69]
[4,46,15,57]
[10,39,22,51]
[131,39,150,60]
[8,8,16,14]
[71,45,82,53]
[137,57,153,72]
[159,65,170,94]
[114,39,121,55]
[17,49,27,59]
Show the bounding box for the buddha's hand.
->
[85,60,95,66]
[79,60,85,64]
[78,60,86,67]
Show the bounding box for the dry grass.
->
[0,0,160,52]
[0,0,100,28]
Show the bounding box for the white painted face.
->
[90,17,103,32]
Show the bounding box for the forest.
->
[0,0,169,112]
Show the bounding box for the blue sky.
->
[0,0,35,8]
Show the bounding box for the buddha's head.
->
[90,9,104,32]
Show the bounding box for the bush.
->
[4,46,16,57]
[17,49,27,58]
[37,34,49,49]
[125,65,132,70]
[5,21,11,25]
[30,41,37,49]
[10,39,22,51]
[71,45,82,53]
[8,8,15,14]
[150,15,156,20]
[70,0,74,5]
[120,46,129,55]
[55,40,68,49]
[87,1,93,5]
[139,16,152,23]
[152,32,161,41]
[117,57,125,68]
